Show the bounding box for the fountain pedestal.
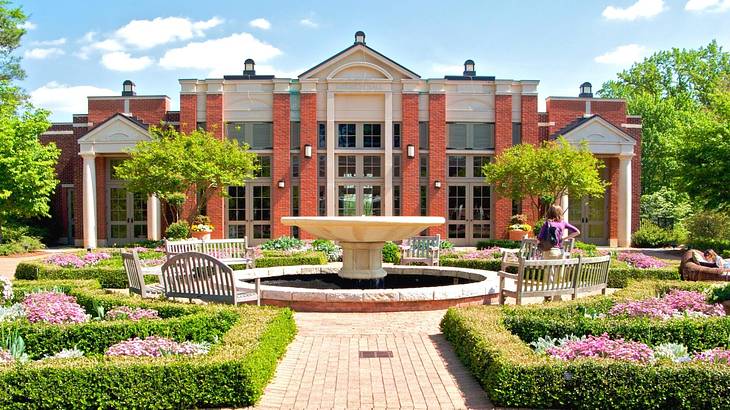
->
[280,216,445,280]
[340,242,387,280]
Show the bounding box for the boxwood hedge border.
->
[0,280,296,409]
[441,280,730,409]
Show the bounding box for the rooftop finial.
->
[354,30,366,45]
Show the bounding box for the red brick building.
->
[42,31,640,248]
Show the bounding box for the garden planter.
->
[508,230,528,241]
[191,231,211,241]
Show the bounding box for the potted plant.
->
[507,214,532,241]
[190,215,214,240]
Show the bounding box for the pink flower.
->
[609,289,724,319]
[105,336,209,357]
[22,291,89,324]
[546,333,654,363]
[45,252,111,268]
[618,252,669,269]
[694,348,730,363]
[105,306,160,321]
[0,349,13,364]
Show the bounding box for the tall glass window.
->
[420,154,429,178]
[393,154,401,178]
[254,156,271,178]
[318,122,326,148]
[448,156,467,177]
[226,122,273,149]
[338,185,357,216]
[512,123,522,145]
[473,156,490,178]
[363,156,381,177]
[393,185,401,216]
[447,123,495,150]
[318,154,326,178]
[252,186,270,221]
[393,123,401,148]
[420,185,428,216]
[362,186,381,216]
[419,122,429,149]
[337,124,356,148]
[363,124,382,148]
[291,185,300,216]
[291,155,300,178]
[318,185,326,216]
[337,156,356,177]
[290,121,300,149]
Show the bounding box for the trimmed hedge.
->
[440,257,501,271]
[476,239,520,249]
[441,280,730,409]
[687,238,730,253]
[16,251,328,288]
[606,266,680,288]
[0,280,296,408]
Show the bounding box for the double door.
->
[337,184,382,216]
[108,187,147,244]
[226,184,271,245]
[446,184,491,246]
[568,195,608,245]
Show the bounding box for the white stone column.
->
[560,193,569,224]
[618,155,633,247]
[81,153,97,249]
[326,91,336,216]
[147,194,161,240]
[383,91,393,216]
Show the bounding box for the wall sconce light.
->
[407,144,415,158]
[304,144,312,158]
[278,180,285,189]
[434,180,442,189]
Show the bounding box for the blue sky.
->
[16,0,730,121]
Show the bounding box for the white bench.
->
[161,252,261,305]
[501,237,576,271]
[399,235,441,266]
[498,254,610,305]
[164,238,255,269]
[121,250,164,298]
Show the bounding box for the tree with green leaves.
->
[114,126,259,223]
[483,137,608,220]
[598,40,730,195]
[0,0,26,82]
[0,81,59,243]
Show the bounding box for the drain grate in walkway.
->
[359,350,394,358]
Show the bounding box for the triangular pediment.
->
[78,114,151,154]
[299,44,420,80]
[560,115,636,156]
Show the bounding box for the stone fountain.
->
[280,216,445,280]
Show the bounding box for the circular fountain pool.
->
[237,265,500,312]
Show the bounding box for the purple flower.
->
[22,291,89,324]
[0,349,13,364]
[609,289,724,319]
[105,306,160,321]
[546,333,654,363]
[617,252,669,269]
[694,348,730,364]
[105,336,210,357]
[45,252,111,268]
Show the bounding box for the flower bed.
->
[617,251,669,269]
[0,280,295,408]
[441,280,730,409]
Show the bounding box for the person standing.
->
[538,204,581,259]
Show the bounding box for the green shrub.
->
[607,266,680,288]
[440,240,454,250]
[440,257,501,271]
[382,241,400,263]
[631,220,680,247]
[476,239,520,249]
[687,238,730,253]
[260,236,304,251]
[0,280,296,408]
[311,239,341,262]
[724,250,730,259]
[164,221,190,240]
[709,283,730,303]
[254,251,327,268]
[441,280,730,409]
[640,187,693,229]
[0,235,44,256]
[533,218,545,236]
[686,210,730,241]
[574,241,597,252]
[14,261,149,289]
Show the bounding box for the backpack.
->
[538,222,560,252]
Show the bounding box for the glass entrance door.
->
[337,184,382,216]
[568,194,608,245]
[108,188,147,244]
[447,184,491,246]
[226,184,272,245]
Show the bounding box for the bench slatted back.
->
[201,238,249,259]
[574,255,611,289]
[161,252,238,304]
[402,235,440,260]
[122,251,145,296]
[517,257,581,295]
[164,239,203,260]
[518,239,540,260]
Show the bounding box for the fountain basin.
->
[280,216,445,280]
[236,264,500,312]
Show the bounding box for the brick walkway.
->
[255,311,493,410]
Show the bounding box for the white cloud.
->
[594,44,649,65]
[115,16,223,49]
[92,39,124,52]
[101,52,153,71]
[299,18,318,28]
[685,0,730,11]
[30,82,116,117]
[18,21,36,30]
[24,48,65,59]
[31,38,66,46]
[80,31,96,43]
[159,32,282,77]
[249,18,271,30]
[602,0,666,20]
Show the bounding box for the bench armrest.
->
[497,270,518,280]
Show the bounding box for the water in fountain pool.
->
[256,273,480,290]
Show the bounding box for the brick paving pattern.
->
[255,311,493,409]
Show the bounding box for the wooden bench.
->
[161,252,260,305]
[164,238,255,269]
[399,235,441,266]
[121,250,164,298]
[501,237,576,271]
[498,254,610,305]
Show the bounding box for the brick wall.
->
[272,93,291,238]
[128,98,170,125]
[299,93,317,239]
[205,93,225,239]
[40,124,78,242]
[520,95,539,223]
[591,100,626,128]
[401,93,420,216]
[87,100,124,126]
[494,94,512,239]
[427,94,446,238]
[179,94,197,134]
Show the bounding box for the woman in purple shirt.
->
[538,204,581,259]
